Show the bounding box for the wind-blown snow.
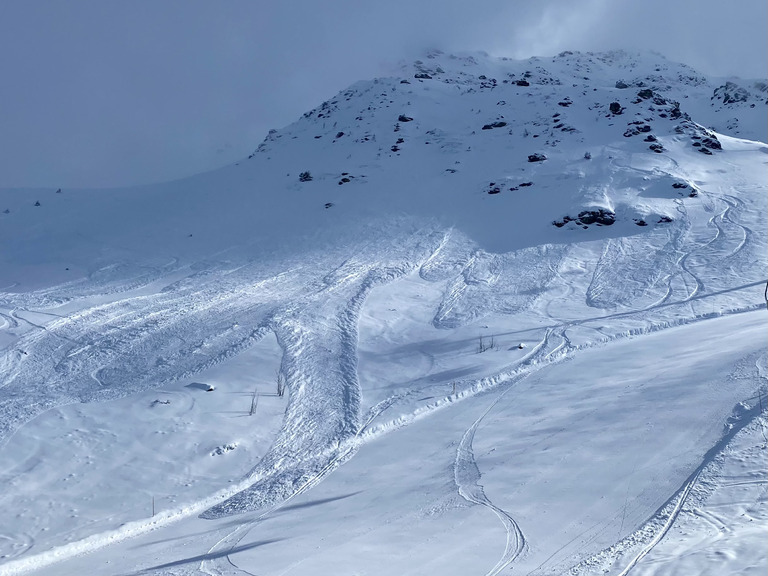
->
[0,49,765,576]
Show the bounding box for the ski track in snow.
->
[613,471,702,576]
[569,393,768,576]
[455,388,527,575]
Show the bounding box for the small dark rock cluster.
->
[552,111,577,133]
[337,172,355,185]
[679,122,722,154]
[623,121,653,137]
[553,209,615,229]
[507,181,534,192]
[482,121,508,130]
[712,82,750,105]
[672,182,698,197]
[577,209,615,225]
[527,153,547,162]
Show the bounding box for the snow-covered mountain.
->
[0,50,765,576]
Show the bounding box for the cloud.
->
[0,1,764,188]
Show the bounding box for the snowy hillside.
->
[0,50,766,576]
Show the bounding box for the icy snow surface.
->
[0,50,766,575]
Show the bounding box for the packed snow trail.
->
[455,389,526,575]
[613,472,702,576]
[570,374,768,576]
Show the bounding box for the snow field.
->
[0,50,765,575]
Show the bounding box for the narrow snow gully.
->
[455,389,527,576]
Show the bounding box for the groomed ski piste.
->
[0,50,765,575]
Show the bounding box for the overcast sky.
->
[1,1,766,189]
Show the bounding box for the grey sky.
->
[1,1,765,188]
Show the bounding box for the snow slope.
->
[0,49,765,575]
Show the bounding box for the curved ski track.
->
[455,389,527,576]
